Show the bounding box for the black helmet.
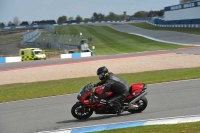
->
[97,66,108,80]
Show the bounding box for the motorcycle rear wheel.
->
[71,102,93,120]
[128,96,148,114]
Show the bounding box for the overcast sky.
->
[0,0,179,23]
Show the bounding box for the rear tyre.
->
[128,96,148,114]
[71,102,93,120]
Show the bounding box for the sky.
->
[0,0,180,24]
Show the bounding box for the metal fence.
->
[21,29,41,45]
[32,34,81,50]
[24,42,80,51]
[20,28,81,51]
[35,34,81,45]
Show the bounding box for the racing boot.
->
[114,101,124,116]
[107,101,123,115]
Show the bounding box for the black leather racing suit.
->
[95,72,129,104]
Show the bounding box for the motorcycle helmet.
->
[97,66,108,80]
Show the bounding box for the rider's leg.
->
[107,95,125,115]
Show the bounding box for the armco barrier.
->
[60,52,93,59]
[0,57,21,64]
[147,21,200,28]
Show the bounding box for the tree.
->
[157,10,164,17]
[133,11,148,18]
[57,16,67,24]
[91,12,98,20]
[180,0,196,4]
[91,12,105,21]
[105,12,120,20]
[68,17,74,21]
[8,21,15,26]
[147,10,164,17]
[84,18,91,22]
[75,15,83,22]
[0,22,5,27]
[31,20,56,25]
[98,13,105,21]
[20,21,29,26]
[13,17,20,26]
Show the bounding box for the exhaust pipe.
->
[128,91,148,109]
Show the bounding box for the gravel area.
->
[0,29,47,56]
[0,53,200,85]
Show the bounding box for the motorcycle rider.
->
[93,66,129,115]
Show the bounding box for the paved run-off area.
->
[0,52,200,85]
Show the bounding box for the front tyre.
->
[71,102,93,120]
[128,96,148,114]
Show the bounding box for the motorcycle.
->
[71,82,148,120]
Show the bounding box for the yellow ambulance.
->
[19,48,46,61]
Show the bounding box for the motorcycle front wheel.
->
[71,102,93,120]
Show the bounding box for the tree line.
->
[57,10,164,24]
[0,0,198,27]
[180,0,196,4]
[0,20,57,27]
[0,9,166,27]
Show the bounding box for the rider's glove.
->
[94,84,97,87]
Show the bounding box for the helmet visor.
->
[98,73,104,80]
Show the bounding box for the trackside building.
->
[154,1,200,25]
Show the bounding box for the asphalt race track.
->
[0,46,200,71]
[0,24,200,133]
[109,24,200,46]
[0,79,200,133]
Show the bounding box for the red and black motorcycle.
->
[71,82,148,120]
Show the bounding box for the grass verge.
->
[129,22,200,35]
[0,67,200,103]
[54,25,187,55]
[93,121,200,133]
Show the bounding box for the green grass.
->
[0,67,200,103]
[93,121,200,133]
[0,24,193,55]
[129,22,200,35]
[54,25,187,55]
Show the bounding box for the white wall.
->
[81,52,91,57]
[165,6,200,21]
[60,54,72,59]
[5,57,21,63]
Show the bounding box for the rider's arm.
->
[94,79,106,87]
[97,82,112,100]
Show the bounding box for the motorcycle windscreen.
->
[77,85,92,100]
